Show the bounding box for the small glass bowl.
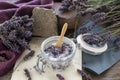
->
[77,34,108,55]
[35,36,76,73]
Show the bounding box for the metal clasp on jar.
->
[34,54,47,74]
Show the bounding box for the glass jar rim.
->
[40,36,76,61]
[77,33,108,54]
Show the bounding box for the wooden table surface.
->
[0,2,120,80]
[0,58,120,80]
[88,61,120,80]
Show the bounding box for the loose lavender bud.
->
[77,69,92,80]
[24,69,31,80]
[23,50,35,61]
[56,74,65,80]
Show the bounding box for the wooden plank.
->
[86,61,120,80]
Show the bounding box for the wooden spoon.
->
[55,23,68,47]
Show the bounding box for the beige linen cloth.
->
[11,37,82,80]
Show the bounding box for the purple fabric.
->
[54,0,62,2]
[0,0,53,76]
[0,40,24,76]
[0,0,54,23]
[0,0,59,76]
[0,51,16,76]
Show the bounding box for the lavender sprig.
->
[24,69,31,80]
[23,50,35,61]
[77,69,92,80]
[56,74,65,80]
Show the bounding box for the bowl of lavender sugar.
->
[40,36,76,71]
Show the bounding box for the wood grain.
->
[86,61,120,80]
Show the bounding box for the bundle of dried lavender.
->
[0,15,33,53]
[59,0,88,13]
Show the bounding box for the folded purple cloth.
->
[0,50,16,76]
[0,40,24,76]
[0,0,54,23]
[54,0,62,2]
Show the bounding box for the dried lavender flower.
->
[56,74,65,80]
[24,69,31,80]
[59,0,72,12]
[77,25,95,34]
[77,69,92,80]
[0,15,33,53]
[59,0,88,13]
[83,32,109,47]
[23,50,35,61]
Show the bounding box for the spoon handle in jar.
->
[55,23,68,47]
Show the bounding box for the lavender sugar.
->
[44,42,73,58]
